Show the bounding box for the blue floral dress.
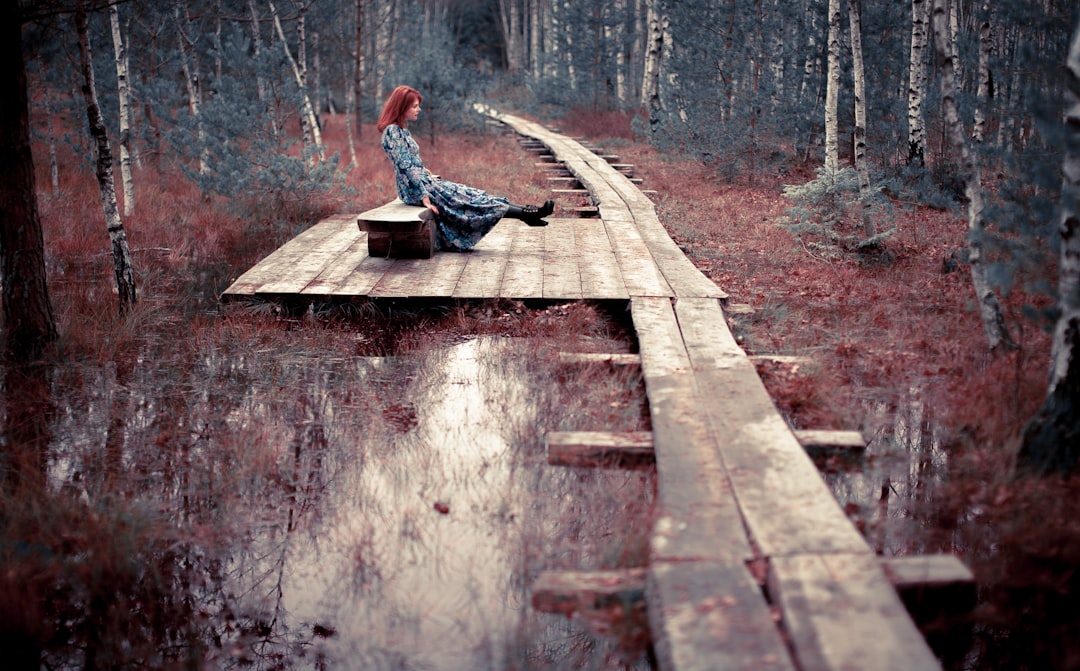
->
[381,124,510,251]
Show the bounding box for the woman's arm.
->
[383,126,433,199]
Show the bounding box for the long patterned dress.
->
[381,124,511,251]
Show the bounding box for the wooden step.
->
[880,554,976,625]
[551,188,590,196]
[546,431,654,469]
[543,428,866,468]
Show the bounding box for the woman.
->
[377,85,555,252]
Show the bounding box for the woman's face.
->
[404,98,421,123]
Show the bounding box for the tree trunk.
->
[824,0,841,174]
[1018,18,1080,474]
[76,0,138,316]
[908,0,930,164]
[269,0,324,161]
[848,0,875,238]
[1,4,58,359]
[247,0,267,102]
[972,2,992,143]
[354,0,365,141]
[641,0,663,109]
[109,4,135,217]
[174,3,209,177]
[931,0,1014,353]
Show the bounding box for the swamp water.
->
[5,324,654,670]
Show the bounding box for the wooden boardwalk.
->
[222,111,960,671]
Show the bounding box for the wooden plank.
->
[545,431,654,469]
[498,223,544,299]
[357,199,432,230]
[222,218,345,295]
[793,430,866,451]
[369,250,468,297]
[299,232,372,295]
[452,223,513,298]
[632,297,752,563]
[648,560,797,671]
[332,254,396,296]
[557,352,640,366]
[633,209,728,299]
[254,219,360,295]
[768,553,942,671]
[531,568,647,616]
[603,217,671,297]
[574,219,629,300]
[880,554,977,625]
[673,298,869,558]
[542,218,583,299]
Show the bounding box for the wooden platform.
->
[222,110,952,671]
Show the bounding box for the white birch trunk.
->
[109,4,134,217]
[641,0,663,108]
[354,0,365,142]
[530,0,541,80]
[269,0,324,162]
[247,0,267,103]
[931,0,1014,352]
[908,0,930,163]
[174,4,209,177]
[848,0,875,238]
[973,3,992,143]
[824,0,841,173]
[498,0,523,71]
[1019,17,1080,473]
[76,1,137,315]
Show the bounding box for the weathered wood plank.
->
[452,223,513,298]
[631,297,752,563]
[793,430,866,451]
[542,218,583,299]
[499,223,545,299]
[545,431,654,469]
[648,560,797,671]
[574,219,629,299]
[299,233,372,295]
[604,217,671,298]
[222,218,346,296]
[254,219,361,295]
[357,199,432,230]
[673,297,869,558]
[768,553,942,671]
[881,554,977,625]
[332,254,396,296]
[531,568,648,616]
[556,352,640,366]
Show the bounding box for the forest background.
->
[2,0,1080,668]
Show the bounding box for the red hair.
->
[377,85,421,132]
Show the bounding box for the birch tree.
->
[110,3,135,217]
[972,2,992,143]
[1018,17,1080,474]
[174,2,209,177]
[269,0,324,162]
[1,1,57,358]
[931,0,1013,352]
[908,0,930,163]
[76,0,138,315]
[824,0,841,174]
[848,0,875,238]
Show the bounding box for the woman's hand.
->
[422,197,439,215]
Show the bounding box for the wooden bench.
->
[357,199,435,259]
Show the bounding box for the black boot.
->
[506,200,555,227]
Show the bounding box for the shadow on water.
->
[2,317,654,669]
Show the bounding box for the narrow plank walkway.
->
[221,110,948,671]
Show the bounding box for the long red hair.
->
[377,85,421,132]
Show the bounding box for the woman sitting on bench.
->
[377,85,555,252]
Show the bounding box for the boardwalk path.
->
[223,112,951,671]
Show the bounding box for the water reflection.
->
[824,389,952,557]
[17,331,652,669]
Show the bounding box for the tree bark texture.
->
[847,0,875,238]
[109,4,135,217]
[824,0,841,173]
[908,0,930,163]
[1019,18,1080,474]
[76,1,138,316]
[931,0,1014,353]
[973,3,992,143]
[0,6,58,359]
